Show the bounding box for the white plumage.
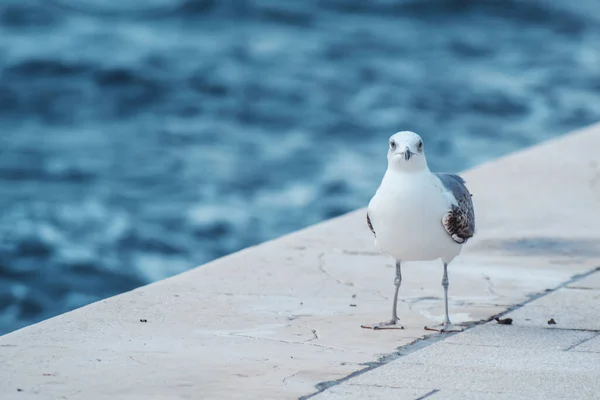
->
[368,169,462,264]
[363,131,475,332]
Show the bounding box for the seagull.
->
[362,131,475,333]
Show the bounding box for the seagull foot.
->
[361,320,404,330]
[424,322,463,333]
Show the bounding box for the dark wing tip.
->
[442,205,474,244]
[366,213,375,236]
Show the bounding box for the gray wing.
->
[435,173,475,244]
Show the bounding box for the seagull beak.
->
[403,147,412,161]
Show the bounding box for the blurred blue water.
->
[1,0,600,335]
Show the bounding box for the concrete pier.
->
[1,123,600,399]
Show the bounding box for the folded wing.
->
[436,173,475,244]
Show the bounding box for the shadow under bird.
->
[364,131,475,332]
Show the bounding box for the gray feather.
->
[436,173,468,200]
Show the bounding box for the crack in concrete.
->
[344,383,441,398]
[299,265,600,400]
[482,274,500,297]
[128,355,146,365]
[342,250,382,256]
[317,252,342,285]
[348,383,432,390]
[348,384,505,399]
[404,296,442,303]
[316,252,354,287]
[371,289,389,300]
[233,333,346,352]
[283,371,301,384]
[296,325,320,342]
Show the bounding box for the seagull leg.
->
[361,261,404,330]
[425,262,462,333]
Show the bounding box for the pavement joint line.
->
[413,388,440,399]
[543,327,600,333]
[299,265,600,400]
[563,332,600,352]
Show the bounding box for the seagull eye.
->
[389,140,396,150]
[417,140,423,152]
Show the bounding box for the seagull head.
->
[387,131,428,172]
